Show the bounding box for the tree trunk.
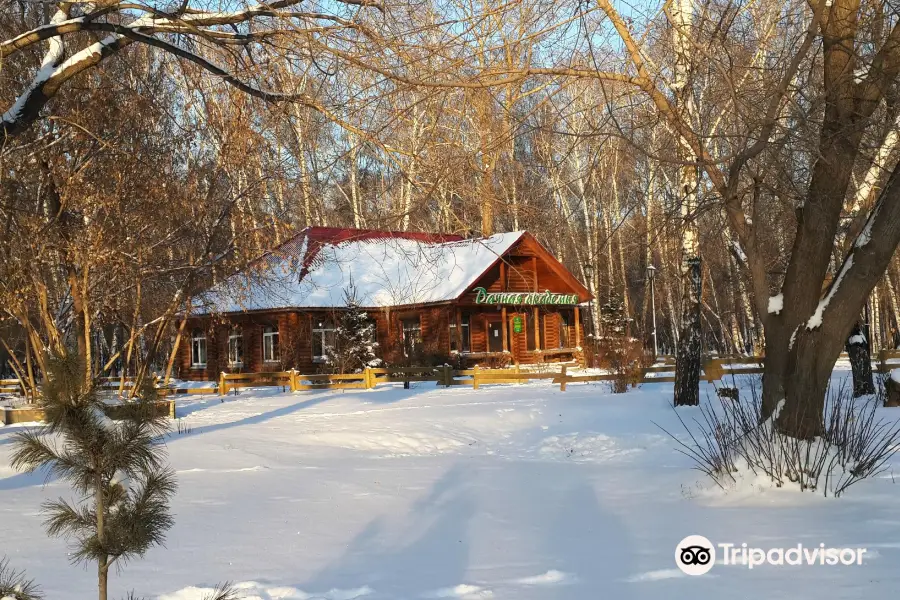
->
[761,326,790,420]
[349,142,363,229]
[886,267,900,346]
[25,335,37,402]
[480,156,495,237]
[611,152,632,336]
[164,316,189,387]
[872,289,883,352]
[779,339,832,439]
[847,321,875,397]
[674,257,702,405]
[98,561,108,600]
[671,0,701,405]
[96,472,108,600]
[120,278,142,396]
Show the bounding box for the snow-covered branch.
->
[1,0,378,137]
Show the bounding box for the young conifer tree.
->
[0,558,43,600]
[10,354,176,600]
[328,282,382,373]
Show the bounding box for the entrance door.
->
[508,313,525,362]
[487,321,504,352]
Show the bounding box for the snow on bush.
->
[891,368,900,384]
[660,378,900,497]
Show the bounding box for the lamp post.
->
[647,264,659,359]
[583,262,596,339]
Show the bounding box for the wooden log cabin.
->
[177,227,592,379]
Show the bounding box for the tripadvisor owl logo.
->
[675,535,868,574]
[676,535,716,576]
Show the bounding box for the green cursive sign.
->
[473,287,579,306]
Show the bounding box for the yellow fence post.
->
[515,362,520,384]
[703,359,722,382]
[219,372,227,396]
[473,364,479,390]
[560,365,567,392]
[364,367,373,389]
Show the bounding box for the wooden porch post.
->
[455,307,462,351]
[574,306,582,347]
[501,307,508,352]
[533,307,541,350]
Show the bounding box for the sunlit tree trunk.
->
[672,0,702,406]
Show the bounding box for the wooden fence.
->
[219,366,450,394]
[2,399,176,426]
[213,357,765,394]
[1,378,23,395]
[0,360,770,399]
[7,352,900,402]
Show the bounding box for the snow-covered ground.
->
[3,368,900,599]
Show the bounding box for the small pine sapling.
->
[328,282,382,373]
[122,582,242,600]
[0,558,42,600]
[10,354,176,600]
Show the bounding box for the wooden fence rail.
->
[9,353,900,403]
[0,378,24,395]
[2,400,177,426]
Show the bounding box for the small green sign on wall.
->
[512,315,524,334]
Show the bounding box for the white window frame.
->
[191,330,207,367]
[228,328,243,367]
[262,325,280,363]
[312,319,337,363]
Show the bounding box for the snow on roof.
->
[195,230,526,313]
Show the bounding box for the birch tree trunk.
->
[839,112,900,389]
[348,139,364,229]
[672,0,702,406]
[643,158,657,348]
[610,150,632,335]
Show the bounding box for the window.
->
[559,312,571,348]
[191,330,207,367]
[449,314,471,353]
[228,327,243,366]
[461,315,470,352]
[262,325,280,362]
[526,312,537,351]
[402,317,422,357]
[312,319,337,362]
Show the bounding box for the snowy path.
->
[2,375,900,599]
